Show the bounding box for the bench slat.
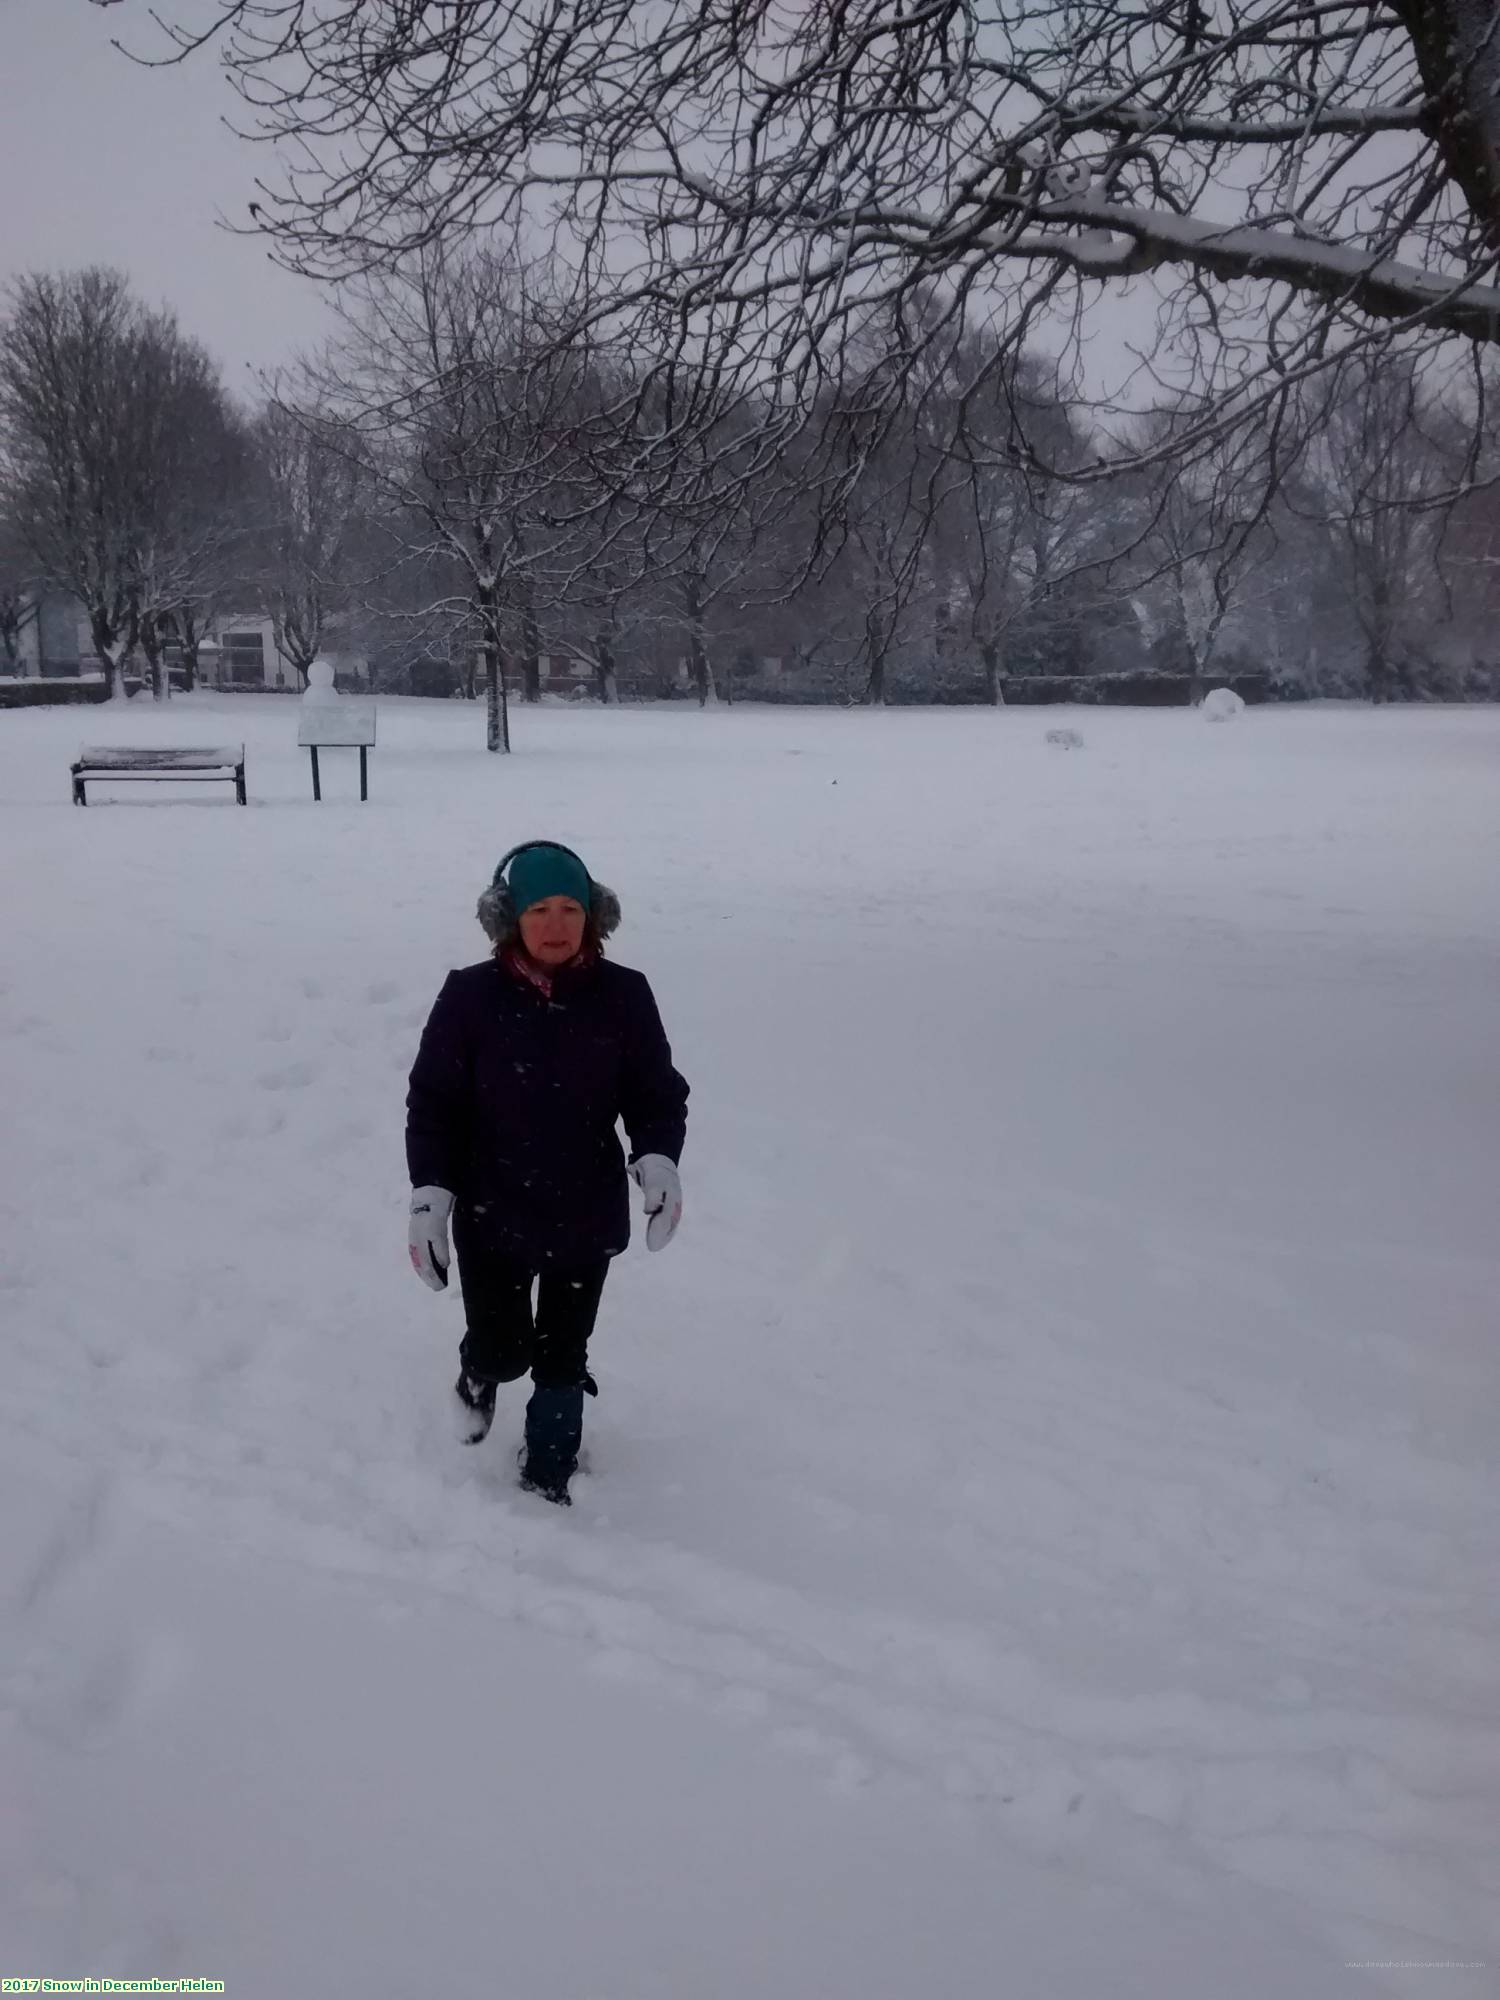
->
[75,745,244,771]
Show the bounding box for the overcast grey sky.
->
[1,0,1165,415]
[0,0,333,393]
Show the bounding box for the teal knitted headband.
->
[501,842,593,915]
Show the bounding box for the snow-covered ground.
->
[2,694,1497,1999]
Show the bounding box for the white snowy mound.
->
[1201,686,1246,722]
[1045,727,1084,749]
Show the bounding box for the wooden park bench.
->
[70,744,247,806]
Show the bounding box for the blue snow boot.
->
[518,1373,596,1505]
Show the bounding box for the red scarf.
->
[501,940,600,1000]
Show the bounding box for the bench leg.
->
[236,764,247,806]
[72,775,86,806]
[359,745,368,803]
[310,746,321,802]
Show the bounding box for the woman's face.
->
[518,896,588,966]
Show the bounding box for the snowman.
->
[302,657,341,708]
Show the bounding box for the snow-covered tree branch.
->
[94,0,1500,482]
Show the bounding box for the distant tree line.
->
[3,262,1498,741]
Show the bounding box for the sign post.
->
[297,660,377,801]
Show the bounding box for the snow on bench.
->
[70,744,247,806]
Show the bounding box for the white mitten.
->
[630,1154,682,1252]
[408,1186,455,1291]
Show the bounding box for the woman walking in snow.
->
[405,840,689,1506]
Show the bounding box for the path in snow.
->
[2,696,1497,1996]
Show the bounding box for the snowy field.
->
[2,694,1497,1999]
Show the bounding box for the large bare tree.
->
[1,269,143,694]
[97,0,1500,483]
[0,587,25,674]
[123,336,248,701]
[1122,399,1293,697]
[1294,351,1462,698]
[937,353,1124,703]
[250,393,364,690]
[307,246,621,750]
[0,508,34,674]
[0,268,239,699]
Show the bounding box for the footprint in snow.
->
[14,1473,114,1618]
[257,1060,317,1092]
[199,1334,257,1381]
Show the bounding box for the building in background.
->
[6,590,89,676]
[3,594,369,690]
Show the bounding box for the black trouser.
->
[455,1249,609,1485]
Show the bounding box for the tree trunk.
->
[479,588,511,752]
[1391,0,1500,249]
[864,604,888,706]
[980,635,1006,706]
[684,575,717,707]
[593,624,618,706]
[139,613,169,703]
[1365,572,1395,702]
[273,605,319,691]
[1,592,23,673]
[1366,638,1391,704]
[933,598,953,697]
[689,626,716,706]
[485,638,508,748]
[92,608,131,700]
[174,607,201,692]
[520,592,541,703]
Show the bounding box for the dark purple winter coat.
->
[405,955,689,1265]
